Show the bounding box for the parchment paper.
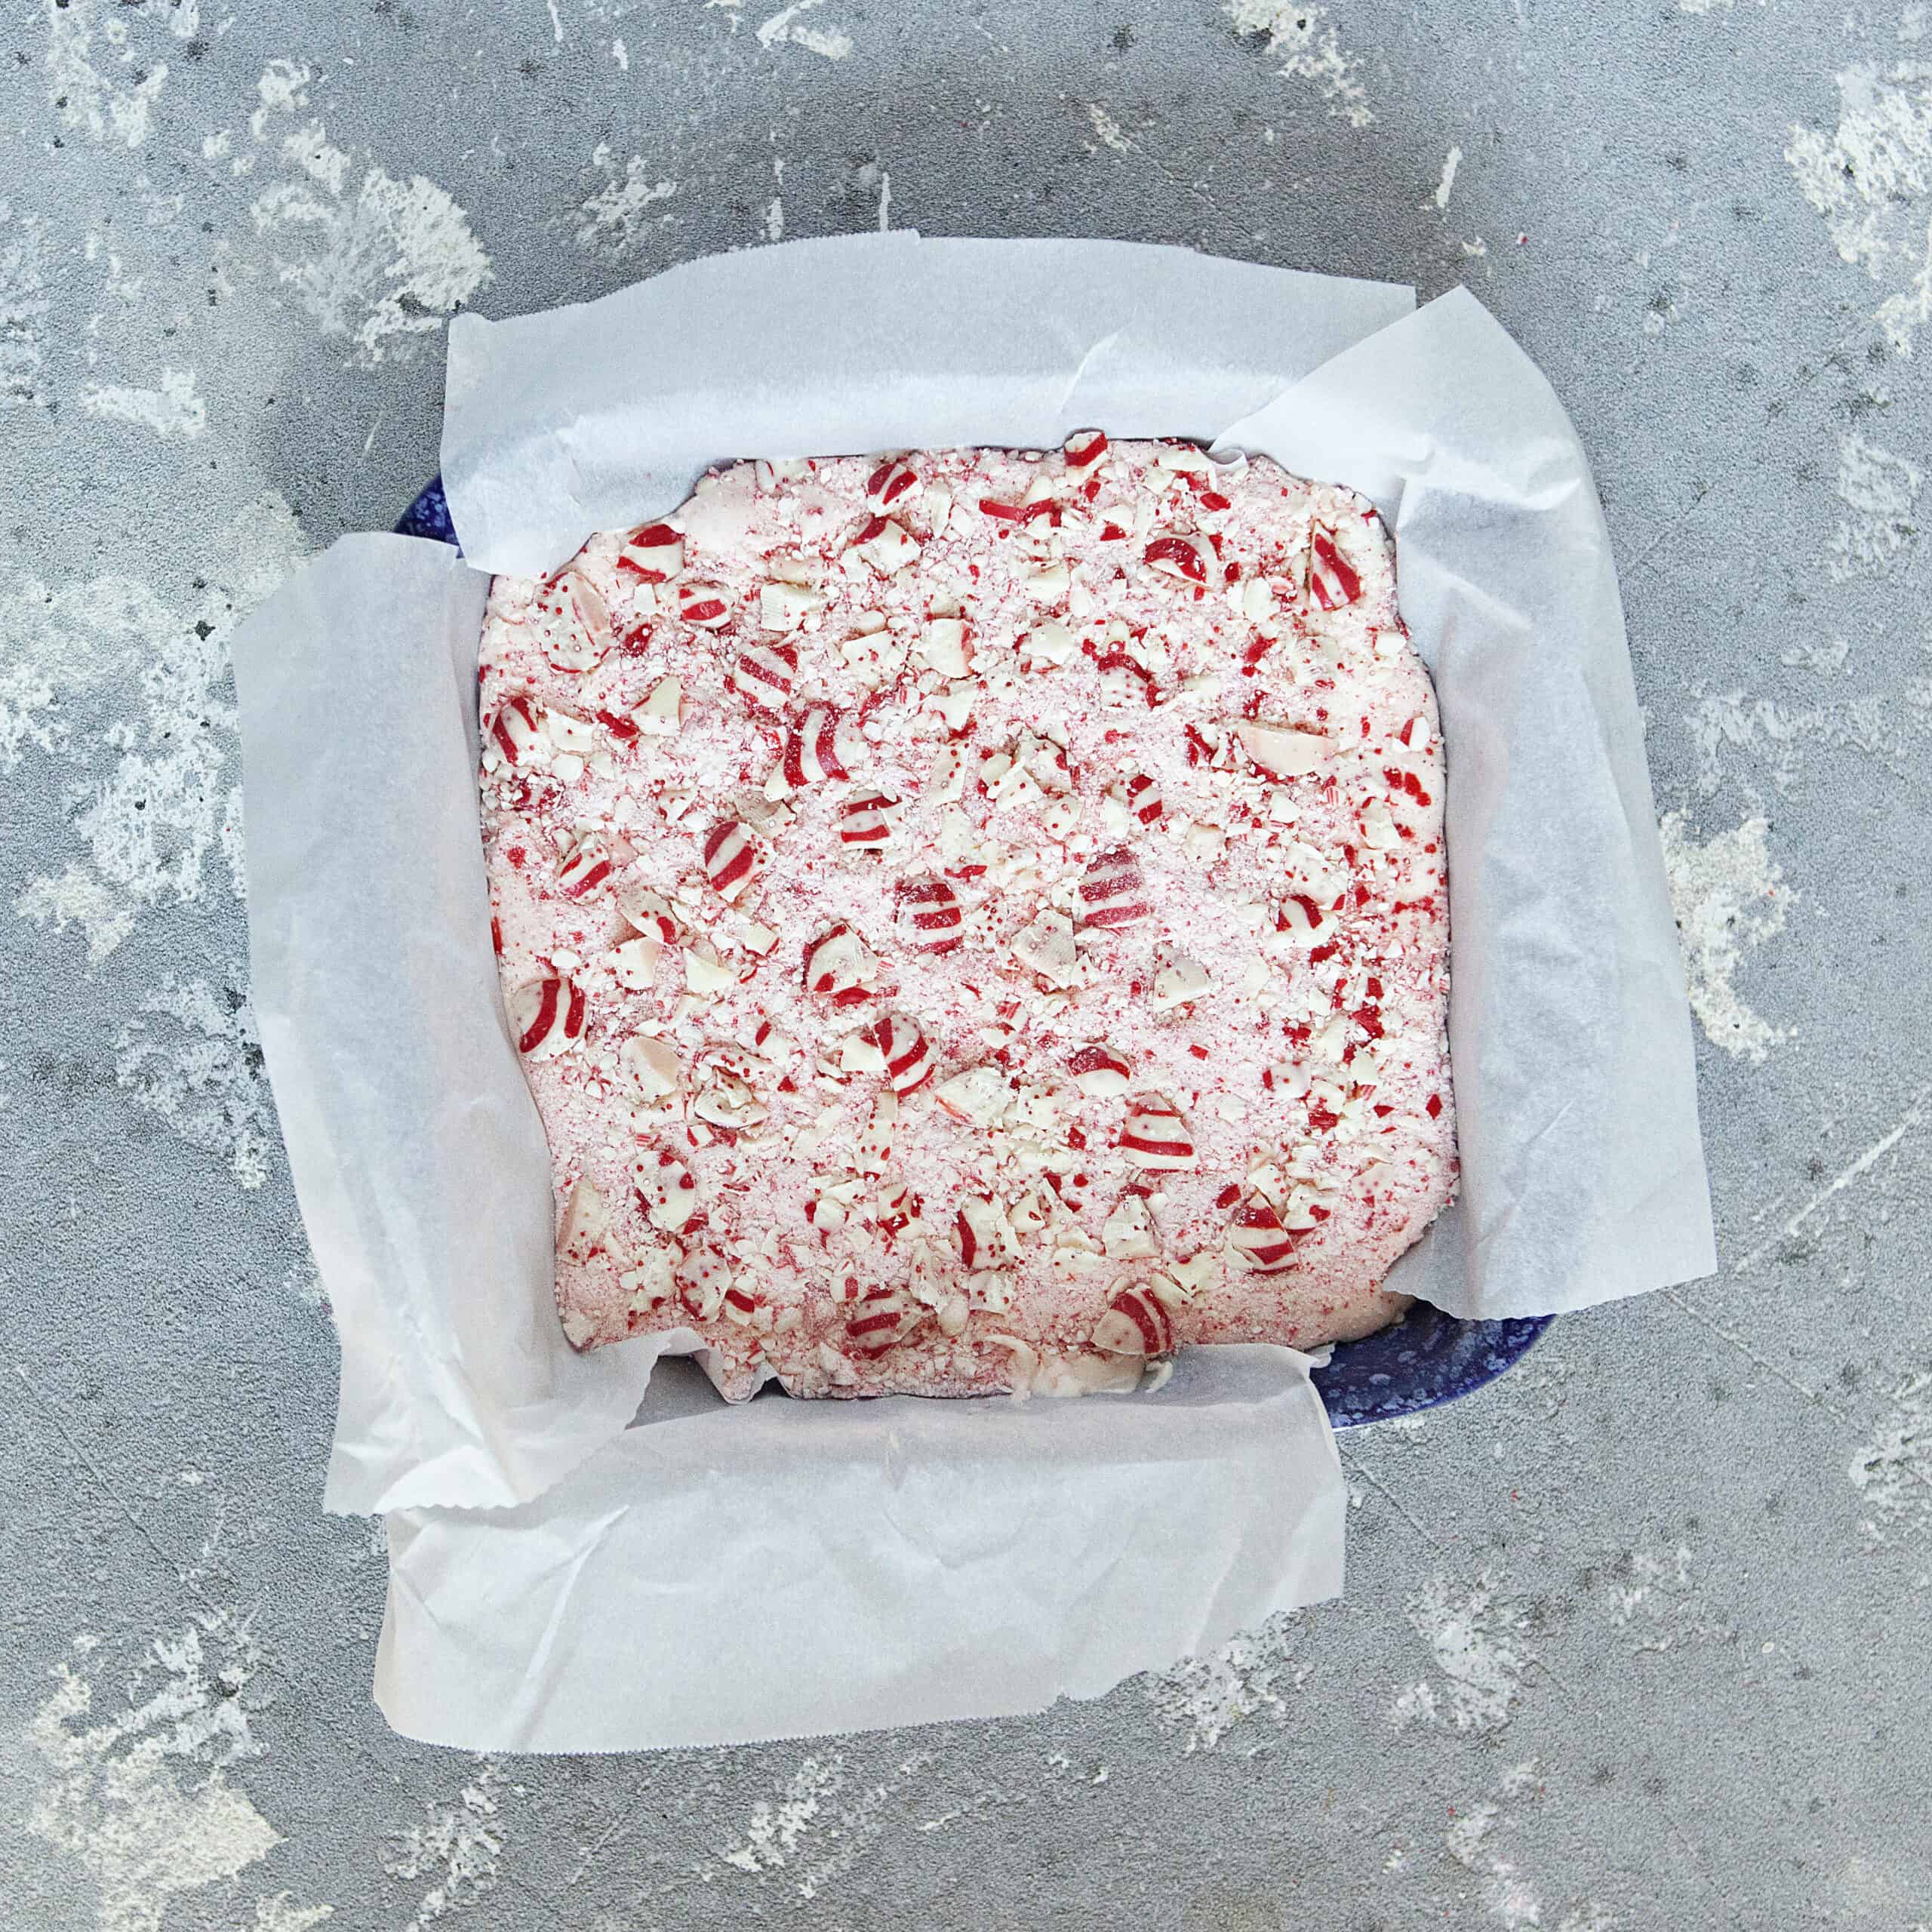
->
[233,234,1715,1752]
[377,1347,1343,1752]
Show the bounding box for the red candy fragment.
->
[677,580,731,627]
[1064,429,1109,472]
[1144,533,1213,583]
[1308,525,1363,610]
[1118,1095,1195,1170]
[702,820,758,898]
[896,875,964,954]
[1077,846,1148,929]
[489,694,545,766]
[1092,1285,1174,1357]
[866,458,918,506]
[617,522,683,583]
[509,976,586,1060]
[555,829,614,899]
[868,1013,934,1094]
[730,637,798,710]
[785,704,860,786]
[836,792,897,848]
[1122,771,1163,824]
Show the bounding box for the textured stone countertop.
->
[3,3,1929,1927]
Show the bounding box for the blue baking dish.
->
[399,476,1551,1426]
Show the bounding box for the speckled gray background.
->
[5,2,1930,1927]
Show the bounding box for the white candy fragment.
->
[609,934,661,989]
[1360,797,1400,849]
[1237,720,1330,780]
[934,1065,1012,1130]
[621,1249,675,1312]
[1011,907,1078,987]
[954,1195,1020,1269]
[544,709,598,758]
[853,516,921,575]
[683,944,737,997]
[1150,954,1212,1011]
[1101,1192,1161,1260]
[632,675,683,734]
[615,883,678,943]
[918,617,971,678]
[691,1068,768,1130]
[617,1034,681,1100]
[1020,620,1078,669]
[558,1175,611,1266]
[676,1247,733,1319]
[759,580,823,631]
[632,1148,700,1231]
[856,1088,897,1174]
[803,922,879,998]
[1067,1043,1132,1096]
[532,568,611,672]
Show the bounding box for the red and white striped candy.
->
[509,976,586,1060]
[1063,429,1109,473]
[676,1247,732,1320]
[702,820,758,899]
[1091,1285,1174,1358]
[1066,1043,1132,1096]
[1228,1191,1313,1272]
[841,1281,924,1352]
[783,705,860,786]
[803,921,876,999]
[729,637,797,709]
[1143,533,1214,585]
[836,792,897,848]
[867,1013,934,1094]
[632,1147,700,1232]
[866,457,919,506]
[1307,524,1363,610]
[953,1195,1016,1269]
[1118,1095,1196,1171]
[851,515,920,575]
[896,875,964,953]
[488,694,546,767]
[1121,771,1163,824]
[1077,847,1149,929]
[555,829,615,899]
[616,522,683,584]
[675,580,732,628]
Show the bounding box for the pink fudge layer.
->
[477,437,1456,1401]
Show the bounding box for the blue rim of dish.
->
[399,475,1553,1426]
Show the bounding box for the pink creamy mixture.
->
[477,437,1457,1400]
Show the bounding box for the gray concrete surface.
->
[4,2,1930,1927]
